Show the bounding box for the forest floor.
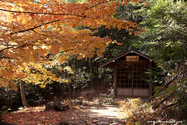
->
[2,102,127,125]
[2,85,128,125]
[1,82,186,124]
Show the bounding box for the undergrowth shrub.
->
[118,98,152,121]
[100,93,114,104]
[0,86,17,111]
[118,98,186,124]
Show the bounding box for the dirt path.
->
[68,103,126,125]
[85,104,125,119]
[2,103,126,125]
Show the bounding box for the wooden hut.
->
[100,46,153,100]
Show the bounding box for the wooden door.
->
[116,62,151,97]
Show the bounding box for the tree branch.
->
[148,76,177,102]
[85,1,108,11]
[10,19,60,35]
[0,8,68,15]
[0,1,112,19]
[0,43,34,54]
[0,46,15,53]
[0,56,12,59]
[153,91,177,111]
[165,102,178,108]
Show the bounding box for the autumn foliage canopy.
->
[0,0,147,90]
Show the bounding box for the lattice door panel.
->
[117,62,150,89]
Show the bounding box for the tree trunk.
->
[148,76,177,102]
[153,91,177,111]
[73,56,76,94]
[68,83,71,98]
[67,61,71,98]
[89,58,93,88]
[20,80,30,107]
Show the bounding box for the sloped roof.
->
[100,46,153,68]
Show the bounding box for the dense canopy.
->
[0,0,146,89]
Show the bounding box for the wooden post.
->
[149,62,152,97]
[114,63,117,97]
[132,63,134,96]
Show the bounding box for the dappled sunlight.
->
[16,106,45,113]
[88,105,125,119]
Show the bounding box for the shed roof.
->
[100,46,154,68]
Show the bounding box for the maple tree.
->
[0,0,147,89]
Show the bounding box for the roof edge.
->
[100,48,153,68]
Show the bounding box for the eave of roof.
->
[100,47,154,68]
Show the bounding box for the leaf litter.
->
[2,104,126,125]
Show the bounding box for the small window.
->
[125,84,128,88]
[117,84,121,87]
[133,84,137,88]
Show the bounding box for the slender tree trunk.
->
[68,82,71,98]
[20,80,30,107]
[73,56,76,94]
[67,61,71,98]
[89,58,93,88]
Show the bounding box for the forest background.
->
[0,0,187,124]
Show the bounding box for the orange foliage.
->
[0,0,146,89]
